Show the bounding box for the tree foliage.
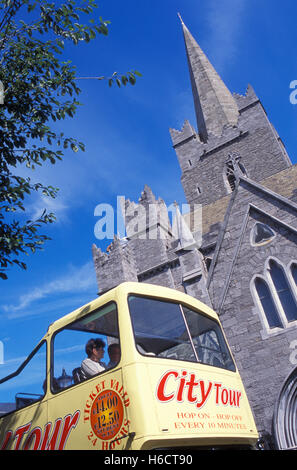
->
[0,0,141,279]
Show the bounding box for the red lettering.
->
[95,381,105,394]
[84,409,90,421]
[24,427,42,450]
[123,397,130,407]
[111,379,119,391]
[186,374,199,403]
[214,382,221,404]
[43,419,62,450]
[156,371,178,402]
[58,411,80,450]
[89,391,97,402]
[1,430,13,450]
[196,381,212,408]
[40,423,51,450]
[121,391,128,402]
[221,388,229,405]
[14,423,31,450]
[1,411,81,451]
[157,370,243,411]
[176,371,187,402]
[119,426,129,437]
[229,389,237,406]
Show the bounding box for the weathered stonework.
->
[207,181,297,434]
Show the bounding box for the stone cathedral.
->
[92,19,297,449]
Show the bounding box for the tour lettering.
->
[156,370,242,409]
[0,410,80,450]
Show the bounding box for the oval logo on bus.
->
[90,389,124,440]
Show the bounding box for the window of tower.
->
[224,156,246,193]
[225,161,236,192]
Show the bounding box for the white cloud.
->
[2,260,97,318]
[27,193,69,224]
[205,0,248,73]
[55,344,85,355]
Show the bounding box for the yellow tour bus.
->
[0,282,258,451]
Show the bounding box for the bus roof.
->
[46,282,218,337]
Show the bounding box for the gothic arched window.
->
[269,260,297,323]
[252,258,297,334]
[254,277,283,329]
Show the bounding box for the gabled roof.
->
[206,171,297,311]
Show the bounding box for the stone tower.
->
[171,17,291,211]
[93,183,211,305]
[93,17,297,449]
[171,17,293,273]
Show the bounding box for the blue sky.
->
[1,0,297,375]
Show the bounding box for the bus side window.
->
[0,341,47,416]
[51,302,120,393]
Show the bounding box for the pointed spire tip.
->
[177,12,184,25]
[179,18,239,140]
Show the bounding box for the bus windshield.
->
[128,295,236,372]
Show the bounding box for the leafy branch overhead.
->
[0,0,141,279]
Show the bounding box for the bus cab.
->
[0,282,258,450]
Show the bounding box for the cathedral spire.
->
[178,14,239,142]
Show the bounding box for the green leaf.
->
[71,143,79,152]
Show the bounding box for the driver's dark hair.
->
[85,338,105,358]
